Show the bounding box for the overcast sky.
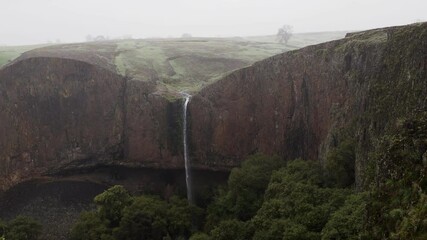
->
[0,0,426,45]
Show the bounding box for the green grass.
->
[0,44,51,67]
[112,38,296,95]
[2,31,347,97]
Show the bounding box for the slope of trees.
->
[0,216,42,240]
[70,186,202,240]
[69,113,427,239]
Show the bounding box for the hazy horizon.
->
[1,0,426,46]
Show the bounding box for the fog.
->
[0,0,425,45]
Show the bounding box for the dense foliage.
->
[202,158,365,240]
[0,216,42,240]
[70,113,427,239]
[367,113,427,239]
[325,140,356,188]
[204,153,284,230]
[70,186,202,240]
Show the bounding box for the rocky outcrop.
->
[0,57,126,190]
[124,80,185,168]
[0,57,189,190]
[189,23,427,187]
[0,23,426,190]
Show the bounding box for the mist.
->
[0,0,426,45]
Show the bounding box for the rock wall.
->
[189,23,427,187]
[0,23,426,190]
[0,57,126,190]
[0,57,190,190]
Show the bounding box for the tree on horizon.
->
[277,25,293,45]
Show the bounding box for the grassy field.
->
[113,38,296,94]
[0,44,51,67]
[1,31,347,97]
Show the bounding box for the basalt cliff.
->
[0,23,426,191]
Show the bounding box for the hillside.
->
[0,23,426,239]
[0,23,424,189]
[2,31,346,97]
[0,44,51,66]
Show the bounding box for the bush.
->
[252,159,349,238]
[115,196,168,240]
[325,140,355,188]
[367,114,427,239]
[189,232,211,240]
[70,212,111,240]
[71,185,199,240]
[5,216,42,240]
[94,185,132,227]
[322,193,367,240]
[210,219,251,240]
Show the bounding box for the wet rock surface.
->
[0,24,426,190]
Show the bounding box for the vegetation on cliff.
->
[0,216,42,240]
[70,155,364,240]
[367,113,427,239]
[70,185,203,240]
[70,111,427,239]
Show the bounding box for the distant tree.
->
[182,33,192,38]
[276,25,293,45]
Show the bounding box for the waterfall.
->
[182,93,193,204]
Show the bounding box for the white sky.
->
[0,0,426,45]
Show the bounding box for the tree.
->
[70,212,112,240]
[325,140,356,188]
[114,196,169,240]
[276,25,293,45]
[322,193,367,240]
[210,219,251,240]
[252,159,350,238]
[189,232,211,240]
[5,216,42,240]
[366,113,427,239]
[94,185,132,227]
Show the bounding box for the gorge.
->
[0,22,426,239]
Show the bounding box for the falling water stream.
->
[182,93,193,204]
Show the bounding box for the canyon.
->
[0,23,426,238]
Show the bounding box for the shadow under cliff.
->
[0,166,229,240]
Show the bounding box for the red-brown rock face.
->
[0,57,189,190]
[189,43,348,169]
[189,23,427,187]
[0,23,426,190]
[0,57,126,190]
[124,80,184,168]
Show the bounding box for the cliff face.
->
[0,23,426,190]
[0,57,126,190]
[189,23,427,186]
[0,57,188,190]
